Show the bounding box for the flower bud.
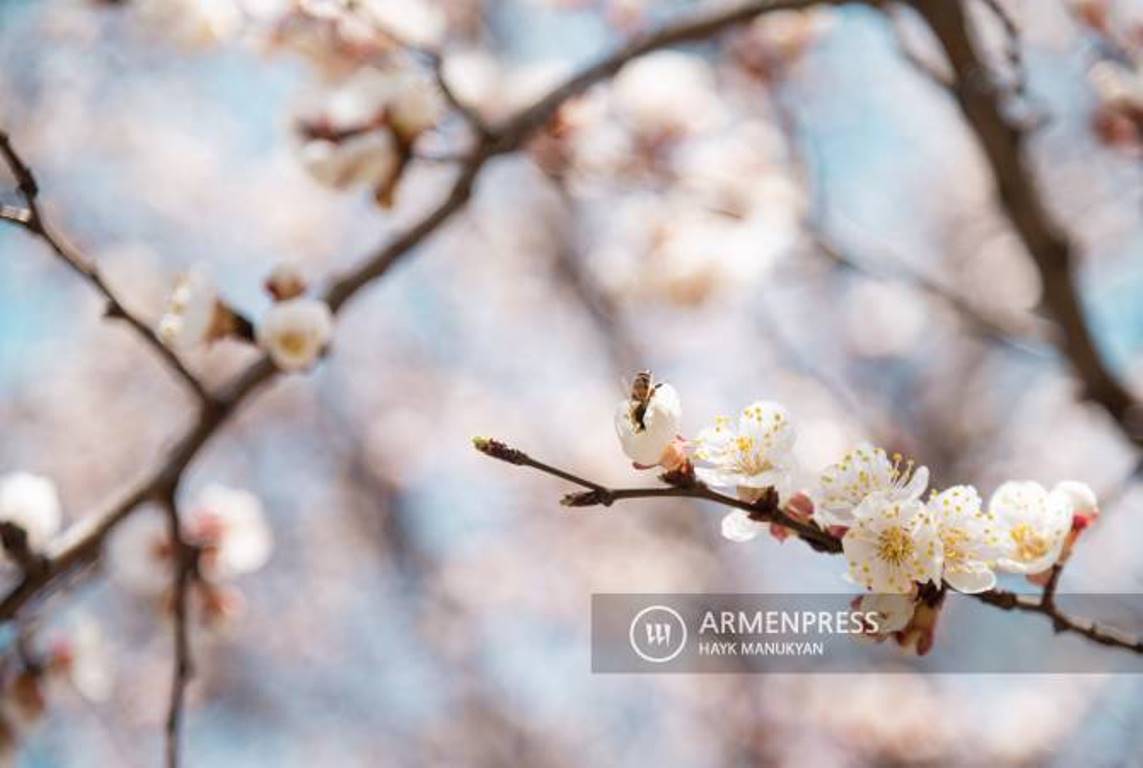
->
[264,263,308,302]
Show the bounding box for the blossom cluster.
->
[0,470,272,747]
[613,376,1101,649]
[1070,0,1143,151]
[108,484,273,625]
[159,261,334,371]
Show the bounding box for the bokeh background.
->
[1,0,1142,765]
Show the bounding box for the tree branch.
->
[0,0,848,622]
[160,491,195,768]
[0,132,213,404]
[476,437,1143,655]
[906,0,1142,447]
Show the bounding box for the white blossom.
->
[692,401,796,497]
[1089,60,1143,112]
[990,481,1074,575]
[0,473,61,555]
[383,69,446,141]
[613,382,681,467]
[720,509,767,543]
[49,617,113,703]
[842,492,942,593]
[610,52,722,138]
[321,66,442,142]
[136,0,243,45]
[815,442,929,528]
[301,132,400,190]
[931,485,1006,594]
[855,592,915,635]
[360,0,446,48]
[256,298,334,372]
[185,484,272,581]
[265,261,308,302]
[158,267,222,350]
[1051,480,1098,521]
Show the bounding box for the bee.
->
[626,370,661,431]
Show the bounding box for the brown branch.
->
[0,132,212,404]
[906,0,1142,448]
[0,0,846,622]
[475,437,1143,655]
[160,492,195,768]
[767,69,1044,357]
[473,438,842,552]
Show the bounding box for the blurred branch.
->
[811,233,1046,356]
[887,4,953,90]
[160,492,195,768]
[369,20,492,138]
[476,437,1143,655]
[0,0,863,640]
[0,132,213,404]
[548,181,639,374]
[906,0,1143,448]
[975,0,1027,97]
[769,70,1045,356]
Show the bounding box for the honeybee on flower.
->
[613,371,683,469]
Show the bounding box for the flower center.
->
[1010,522,1050,561]
[278,330,310,357]
[876,525,914,566]
[941,526,969,567]
[733,436,775,476]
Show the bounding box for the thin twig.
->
[0,132,213,404]
[473,437,841,552]
[159,491,195,768]
[475,437,1143,655]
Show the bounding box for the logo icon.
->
[628,604,687,663]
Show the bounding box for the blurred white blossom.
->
[257,297,334,371]
[185,484,273,581]
[720,509,767,543]
[158,267,227,349]
[610,52,722,138]
[0,473,61,555]
[136,0,244,45]
[855,592,915,635]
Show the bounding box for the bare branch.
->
[476,438,1143,655]
[473,438,842,552]
[160,491,195,768]
[907,0,1143,447]
[0,131,213,404]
